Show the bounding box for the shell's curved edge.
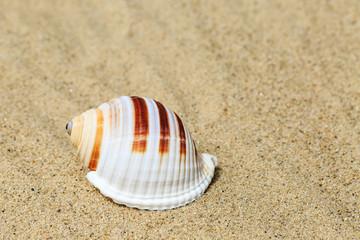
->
[202,153,218,168]
[86,152,217,210]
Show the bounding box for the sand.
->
[0,0,359,238]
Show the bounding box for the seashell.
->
[66,96,217,210]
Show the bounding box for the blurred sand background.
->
[0,0,359,238]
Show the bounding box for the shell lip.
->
[87,170,215,210]
[66,121,73,136]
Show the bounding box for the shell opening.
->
[66,121,72,136]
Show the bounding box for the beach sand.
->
[0,0,359,238]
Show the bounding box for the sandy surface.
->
[0,0,359,238]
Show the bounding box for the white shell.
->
[67,96,217,210]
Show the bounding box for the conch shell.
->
[66,96,217,210]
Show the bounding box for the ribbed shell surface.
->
[70,96,217,210]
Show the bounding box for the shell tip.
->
[66,121,72,136]
[202,153,218,168]
[210,155,218,167]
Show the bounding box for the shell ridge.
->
[88,168,213,199]
[77,112,89,164]
[86,162,214,210]
[171,110,181,196]
[105,101,118,185]
[164,104,176,196]
[176,114,187,195]
[130,96,149,153]
[129,97,148,194]
[94,109,105,177]
[193,141,200,189]
[148,99,162,197]
[133,97,154,196]
[79,109,97,167]
[104,101,117,184]
[94,102,112,169]
[155,100,170,157]
[184,125,191,196]
[88,109,104,171]
[190,139,197,192]
[118,97,135,192]
[187,130,195,192]
[116,97,132,191]
[159,104,173,196]
[90,105,108,181]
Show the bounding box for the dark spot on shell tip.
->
[66,121,72,136]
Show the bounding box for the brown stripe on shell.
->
[108,103,112,134]
[131,96,149,153]
[175,113,186,176]
[193,139,199,185]
[175,113,186,155]
[155,101,170,155]
[193,139,199,165]
[88,109,104,171]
